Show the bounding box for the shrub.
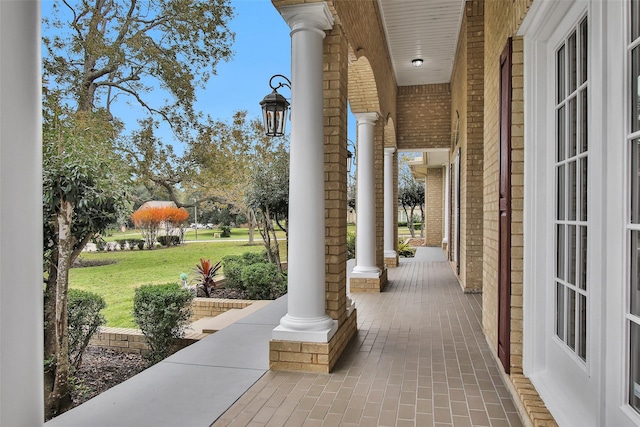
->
[397,239,416,258]
[133,283,193,365]
[222,255,244,290]
[220,225,231,237]
[136,239,145,250]
[241,262,284,300]
[242,251,266,265]
[116,239,128,249]
[68,289,106,369]
[346,231,356,260]
[157,235,181,246]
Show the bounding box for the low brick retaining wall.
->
[90,298,264,354]
[190,297,256,321]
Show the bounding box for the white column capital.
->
[280,2,334,35]
[384,147,396,156]
[353,112,380,125]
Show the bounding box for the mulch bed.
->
[69,288,248,409]
[70,346,147,408]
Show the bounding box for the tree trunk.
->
[44,200,74,420]
[419,205,425,238]
[408,206,416,238]
[247,209,256,246]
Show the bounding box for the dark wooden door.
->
[498,38,512,374]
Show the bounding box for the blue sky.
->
[42,0,356,152]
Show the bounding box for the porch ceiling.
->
[377,0,466,86]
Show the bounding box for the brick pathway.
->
[213,257,523,427]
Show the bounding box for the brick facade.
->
[425,167,444,247]
[449,0,485,293]
[397,84,451,151]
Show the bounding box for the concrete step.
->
[189,300,273,334]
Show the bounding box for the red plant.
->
[193,258,222,297]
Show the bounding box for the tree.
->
[132,207,165,249]
[398,154,425,239]
[184,112,288,246]
[43,99,130,419]
[42,0,234,416]
[245,152,289,272]
[43,0,234,134]
[163,206,189,242]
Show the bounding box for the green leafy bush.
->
[346,231,356,260]
[242,251,266,265]
[241,262,285,300]
[157,235,181,246]
[222,255,244,290]
[220,225,231,237]
[133,283,193,365]
[68,289,106,369]
[397,239,416,258]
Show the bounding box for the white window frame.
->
[520,1,606,426]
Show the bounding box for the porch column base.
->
[384,250,399,268]
[270,309,358,373]
[350,268,388,293]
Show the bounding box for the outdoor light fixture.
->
[347,139,356,173]
[260,74,291,137]
[411,58,424,67]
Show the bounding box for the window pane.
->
[568,225,577,285]
[632,46,640,133]
[556,282,565,340]
[579,226,587,290]
[630,321,640,413]
[569,161,577,221]
[632,231,640,317]
[558,164,566,220]
[557,45,566,103]
[632,140,640,224]
[578,294,587,360]
[580,18,588,85]
[568,288,577,351]
[568,31,577,94]
[569,97,577,157]
[580,157,588,221]
[558,106,566,162]
[580,89,588,153]
[557,224,566,281]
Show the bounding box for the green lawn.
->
[70,242,264,328]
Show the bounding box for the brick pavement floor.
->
[213,259,523,427]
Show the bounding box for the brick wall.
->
[397,84,451,151]
[483,2,559,426]
[324,25,350,325]
[449,0,485,292]
[425,167,444,246]
[191,298,254,322]
[482,0,531,358]
[510,36,525,375]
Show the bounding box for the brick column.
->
[272,2,337,343]
[271,2,357,373]
[0,2,44,424]
[384,147,398,267]
[350,113,387,292]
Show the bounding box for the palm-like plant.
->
[193,258,222,297]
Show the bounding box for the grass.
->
[70,241,265,328]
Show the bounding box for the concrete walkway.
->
[47,249,523,427]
